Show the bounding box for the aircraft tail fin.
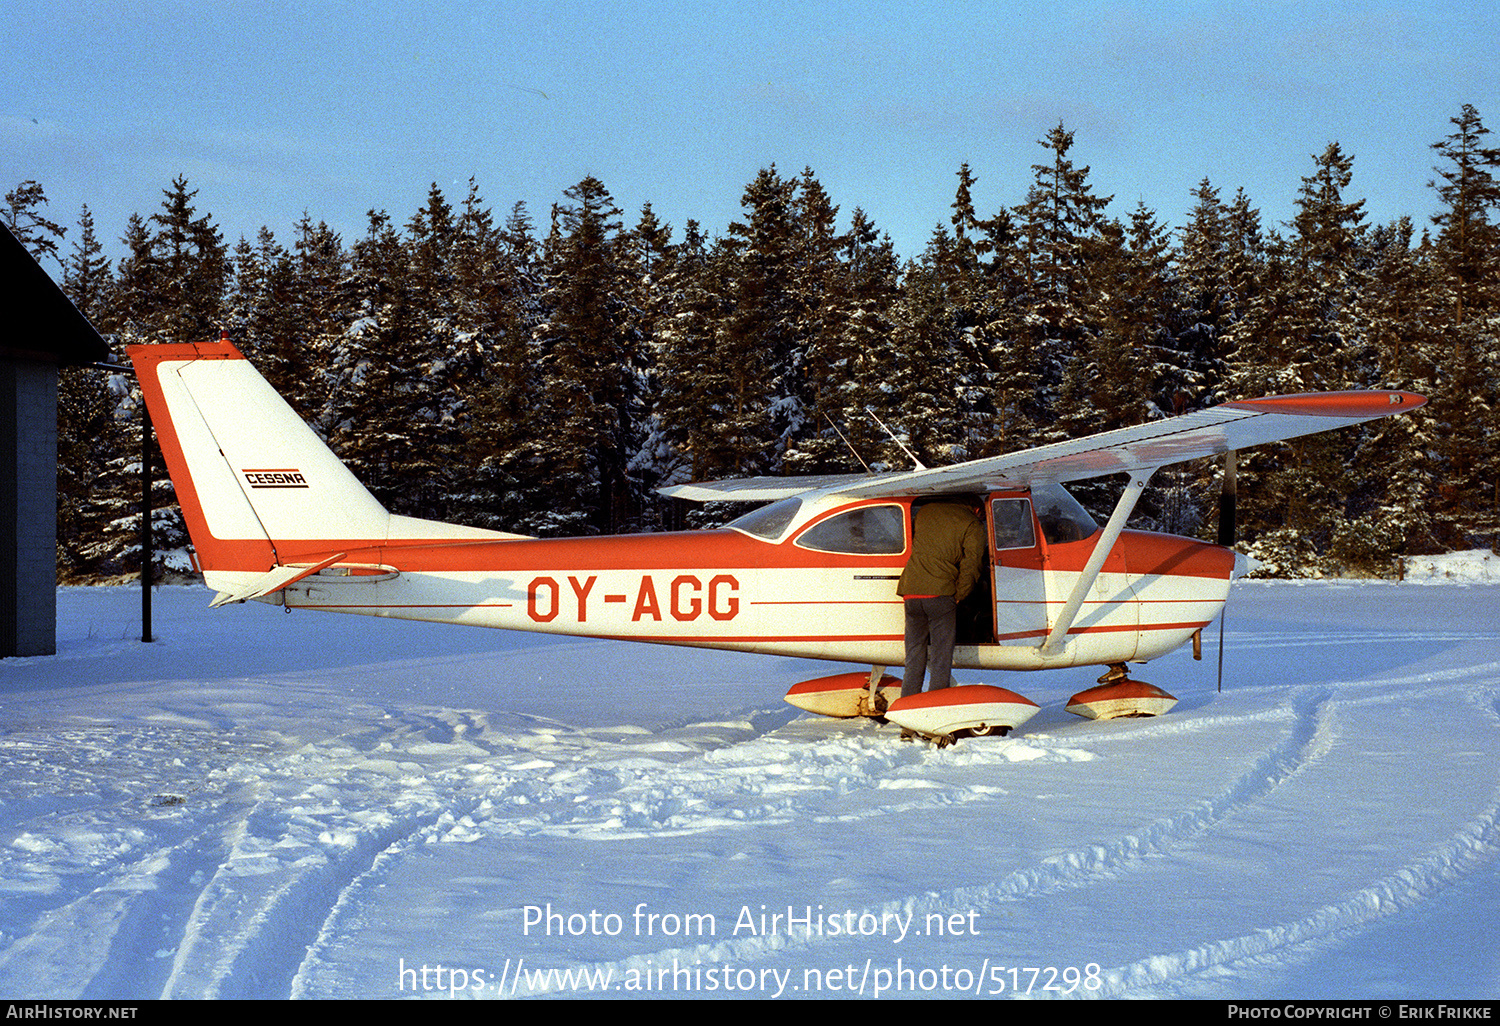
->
[128,336,517,601]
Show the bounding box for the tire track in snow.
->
[282,708,822,997]
[158,756,493,999]
[287,800,492,999]
[0,824,234,1000]
[0,726,278,1000]
[486,692,1339,995]
[1090,673,1500,998]
[488,657,1500,996]
[160,706,807,998]
[1098,785,1500,998]
[162,795,483,998]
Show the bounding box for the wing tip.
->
[1223,390,1427,418]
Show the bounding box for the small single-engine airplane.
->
[127,336,1425,743]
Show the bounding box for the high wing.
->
[660,391,1426,503]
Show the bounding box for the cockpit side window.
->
[794,504,906,555]
[1032,483,1099,544]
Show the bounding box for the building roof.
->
[1,222,110,367]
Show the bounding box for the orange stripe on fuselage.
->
[1003,530,1233,580]
[190,528,909,576]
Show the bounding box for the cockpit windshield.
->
[1032,483,1099,544]
[727,497,803,541]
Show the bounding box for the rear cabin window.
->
[795,504,906,555]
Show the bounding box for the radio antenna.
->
[823,414,871,473]
[864,407,926,470]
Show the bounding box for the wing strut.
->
[1040,467,1159,656]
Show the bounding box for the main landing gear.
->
[781,670,1042,746]
[783,660,1179,743]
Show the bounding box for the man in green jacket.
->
[896,499,986,700]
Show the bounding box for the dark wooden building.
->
[2,223,110,656]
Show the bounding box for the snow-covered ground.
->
[2,558,1499,1000]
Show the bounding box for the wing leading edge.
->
[659,390,1427,503]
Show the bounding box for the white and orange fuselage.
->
[268,509,1236,672]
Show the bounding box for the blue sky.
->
[4,1,1497,271]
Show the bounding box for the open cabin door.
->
[988,491,1049,645]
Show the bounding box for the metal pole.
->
[1217,450,1236,693]
[141,404,153,643]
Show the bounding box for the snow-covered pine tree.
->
[462,201,550,533]
[1223,145,1370,570]
[145,176,229,345]
[320,207,413,508]
[1013,122,1114,424]
[788,205,900,475]
[943,163,987,317]
[617,202,679,529]
[46,200,124,581]
[3,180,65,266]
[649,220,743,492]
[1173,179,1238,404]
[1220,188,1268,354]
[524,176,637,534]
[1429,104,1500,326]
[970,206,1042,458]
[718,166,804,475]
[887,235,976,465]
[784,169,867,475]
[367,183,503,522]
[1331,216,1442,570]
[1060,202,1174,434]
[61,204,110,324]
[927,165,1012,458]
[112,180,226,576]
[110,214,159,341]
[287,214,351,417]
[1177,179,1230,333]
[67,182,226,582]
[829,208,902,467]
[1425,105,1500,549]
[228,228,300,398]
[1429,319,1500,549]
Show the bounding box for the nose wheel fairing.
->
[1065,664,1178,719]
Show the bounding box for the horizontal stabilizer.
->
[209,553,346,607]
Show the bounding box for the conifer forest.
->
[7,107,1500,583]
